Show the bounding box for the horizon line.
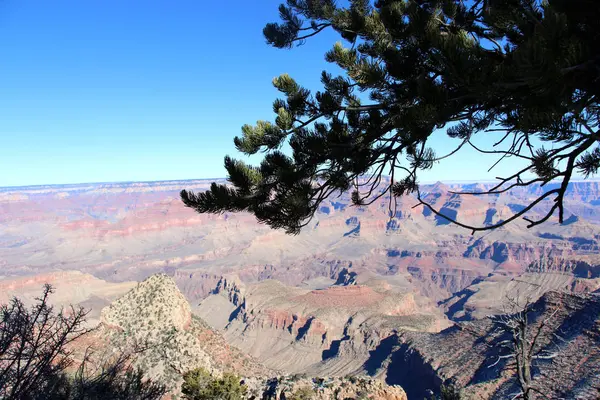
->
[1,176,599,191]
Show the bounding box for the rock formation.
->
[196,277,451,374]
[73,273,411,399]
[373,291,600,399]
[85,274,600,400]
[96,274,270,392]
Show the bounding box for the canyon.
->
[2,178,600,398]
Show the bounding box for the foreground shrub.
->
[0,284,166,400]
[288,386,314,400]
[181,367,246,400]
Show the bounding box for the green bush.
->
[288,386,314,400]
[181,368,246,400]
[440,385,461,400]
[429,384,461,400]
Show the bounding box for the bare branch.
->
[415,188,560,234]
[488,354,516,368]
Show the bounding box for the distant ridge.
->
[0,178,228,192]
[2,177,599,191]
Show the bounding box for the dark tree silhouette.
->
[0,285,166,400]
[182,0,600,234]
[0,284,90,398]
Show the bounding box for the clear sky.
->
[0,0,536,187]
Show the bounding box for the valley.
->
[1,178,600,398]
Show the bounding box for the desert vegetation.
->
[181,367,247,400]
[0,284,166,400]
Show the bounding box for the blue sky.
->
[0,0,534,187]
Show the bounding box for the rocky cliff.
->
[442,261,600,321]
[196,277,451,376]
[375,291,600,399]
[96,274,271,392]
[75,273,410,399]
[101,276,600,399]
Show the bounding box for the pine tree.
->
[182,0,600,234]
